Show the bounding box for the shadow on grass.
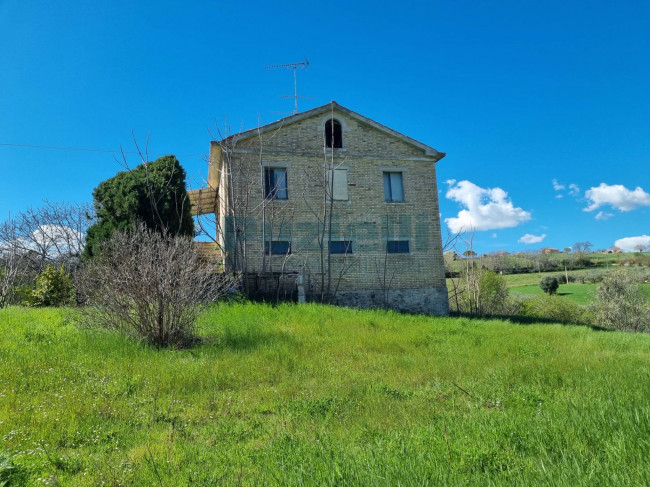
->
[200,324,296,352]
[448,311,611,332]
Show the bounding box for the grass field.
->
[507,280,650,306]
[1,304,649,486]
[509,284,597,306]
[501,269,595,287]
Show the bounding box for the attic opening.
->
[325,119,343,148]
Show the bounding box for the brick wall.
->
[216,109,448,313]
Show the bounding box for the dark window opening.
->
[325,119,342,148]
[265,240,291,255]
[387,240,410,254]
[264,167,288,200]
[383,172,404,202]
[329,240,353,254]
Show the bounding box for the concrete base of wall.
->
[334,287,449,316]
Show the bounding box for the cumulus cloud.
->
[595,211,613,221]
[552,179,565,191]
[32,224,84,245]
[568,183,580,196]
[614,235,650,252]
[585,183,650,212]
[445,180,531,233]
[518,233,546,244]
[4,224,85,257]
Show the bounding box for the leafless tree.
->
[76,223,232,347]
[8,201,94,273]
[0,218,30,307]
[573,241,593,254]
[192,110,355,304]
[373,249,396,309]
[0,202,94,307]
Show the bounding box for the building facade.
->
[190,102,449,315]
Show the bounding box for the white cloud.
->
[491,233,497,238]
[445,180,531,233]
[7,224,85,257]
[32,224,84,246]
[553,179,580,199]
[614,235,650,252]
[518,233,547,244]
[584,183,650,212]
[595,211,613,221]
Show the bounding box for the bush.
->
[520,295,593,325]
[539,276,559,295]
[449,269,509,315]
[77,224,231,347]
[584,269,606,284]
[23,265,74,307]
[478,271,509,315]
[592,269,650,333]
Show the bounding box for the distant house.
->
[540,247,559,254]
[189,101,448,315]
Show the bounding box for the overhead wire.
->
[0,142,205,158]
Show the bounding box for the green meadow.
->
[1,303,649,486]
[508,283,597,306]
[507,278,650,306]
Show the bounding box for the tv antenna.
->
[265,58,311,114]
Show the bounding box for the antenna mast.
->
[265,58,310,114]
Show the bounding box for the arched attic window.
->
[325,119,343,148]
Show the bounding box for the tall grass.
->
[1,304,649,485]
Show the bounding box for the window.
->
[327,169,348,201]
[383,172,404,202]
[325,119,342,148]
[264,240,291,255]
[264,167,288,200]
[329,240,353,254]
[387,240,410,254]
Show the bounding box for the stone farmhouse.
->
[189,101,449,315]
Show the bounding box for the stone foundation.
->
[334,287,449,316]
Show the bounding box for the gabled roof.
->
[222,101,445,161]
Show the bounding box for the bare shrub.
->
[592,269,650,333]
[77,224,231,347]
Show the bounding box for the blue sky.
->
[1,0,649,253]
